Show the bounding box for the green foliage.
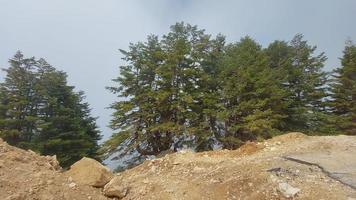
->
[328,41,356,135]
[0,51,101,167]
[109,22,225,154]
[100,130,131,156]
[107,23,347,156]
[218,37,287,148]
[265,35,328,133]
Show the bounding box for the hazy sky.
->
[1,0,355,141]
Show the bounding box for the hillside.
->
[1,133,356,199]
[104,132,356,199]
[0,138,109,200]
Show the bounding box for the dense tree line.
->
[0,23,354,166]
[0,52,101,167]
[106,22,356,156]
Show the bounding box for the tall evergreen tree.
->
[0,52,39,148]
[329,41,356,135]
[289,35,328,133]
[108,23,224,154]
[265,35,328,133]
[0,52,101,167]
[218,37,287,149]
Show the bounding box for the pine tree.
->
[265,35,328,133]
[289,35,328,132]
[108,23,224,154]
[218,37,287,149]
[0,52,39,148]
[0,52,101,167]
[329,41,356,135]
[194,34,225,150]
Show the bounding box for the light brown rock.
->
[103,175,128,198]
[66,157,113,187]
[45,155,61,170]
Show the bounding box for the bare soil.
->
[1,133,356,200]
[112,132,356,200]
[0,138,109,200]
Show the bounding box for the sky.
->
[0,0,355,141]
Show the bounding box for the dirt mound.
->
[104,133,356,200]
[269,132,307,143]
[1,133,356,200]
[0,138,109,200]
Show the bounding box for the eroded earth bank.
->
[1,133,356,200]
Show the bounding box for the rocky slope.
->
[0,138,110,200]
[104,132,356,200]
[1,133,356,200]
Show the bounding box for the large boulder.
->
[66,157,113,187]
[103,175,129,198]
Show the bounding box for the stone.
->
[103,175,129,198]
[270,175,278,183]
[44,155,61,170]
[66,157,113,187]
[27,149,36,155]
[68,182,77,189]
[172,161,180,165]
[270,147,277,151]
[278,182,300,198]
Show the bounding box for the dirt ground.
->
[111,132,356,200]
[1,133,356,200]
[0,138,109,200]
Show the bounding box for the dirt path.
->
[285,153,356,189]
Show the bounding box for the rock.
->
[66,157,113,187]
[103,176,129,198]
[27,149,36,155]
[193,166,204,172]
[68,182,77,189]
[270,175,278,183]
[45,155,61,170]
[270,147,277,151]
[278,182,300,198]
